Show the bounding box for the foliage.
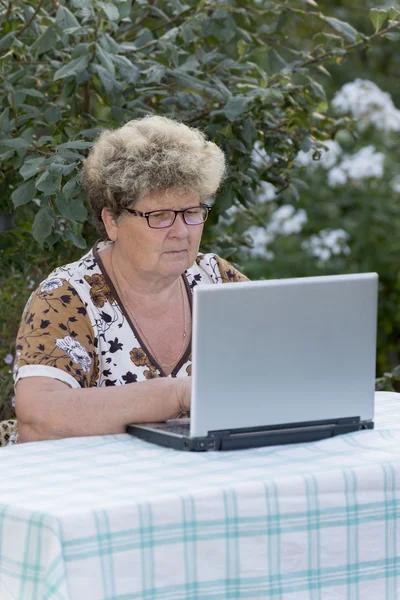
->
[222,1,400,380]
[1,0,400,415]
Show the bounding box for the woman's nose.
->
[170,213,189,236]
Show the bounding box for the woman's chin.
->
[162,251,191,273]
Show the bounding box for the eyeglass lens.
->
[149,206,208,228]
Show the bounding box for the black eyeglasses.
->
[124,204,212,229]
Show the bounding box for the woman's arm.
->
[15,376,191,442]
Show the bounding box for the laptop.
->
[126,273,378,451]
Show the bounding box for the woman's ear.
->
[101,208,119,242]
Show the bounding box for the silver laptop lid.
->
[190,273,378,438]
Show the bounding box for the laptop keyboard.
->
[151,423,190,436]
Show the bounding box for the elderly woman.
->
[14,116,248,442]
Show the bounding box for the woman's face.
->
[104,188,205,281]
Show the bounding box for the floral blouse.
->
[14,242,248,391]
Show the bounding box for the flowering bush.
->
[231,77,400,381]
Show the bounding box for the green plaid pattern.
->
[0,392,399,599]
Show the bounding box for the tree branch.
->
[27,147,56,156]
[15,0,45,38]
[298,22,400,71]
[5,1,12,20]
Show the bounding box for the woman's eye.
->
[152,212,170,219]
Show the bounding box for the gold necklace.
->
[110,253,187,368]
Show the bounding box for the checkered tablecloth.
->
[1,391,400,600]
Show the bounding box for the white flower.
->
[245,226,275,259]
[3,354,13,365]
[327,166,347,188]
[55,336,91,372]
[295,140,342,171]
[302,228,351,263]
[332,79,400,132]
[390,176,400,193]
[41,278,64,293]
[218,204,240,226]
[267,206,308,235]
[258,181,277,203]
[252,141,272,168]
[327,146,385,188]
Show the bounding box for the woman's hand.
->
[176,376,191,413]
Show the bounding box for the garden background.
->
[1,0,400,420]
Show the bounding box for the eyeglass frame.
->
[123,203,212,229]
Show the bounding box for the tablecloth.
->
[0,391,400,600]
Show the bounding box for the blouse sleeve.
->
[215,255,250,283]
[14,278,99,389]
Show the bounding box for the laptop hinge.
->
[206,417,371,451]
[209,416,362,437]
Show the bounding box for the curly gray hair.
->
[82,115,227,239]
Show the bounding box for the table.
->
[1,392,400,600]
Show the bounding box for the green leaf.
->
[58,140,93,150]
[43,105,62,123]
[133,28,154,48]
[55,193,87,222]
[369,8,387,33]
[180,25,196,43]
[224,96,250,121]
[100,33,123,54]
[62,178,80,201]
[11,179,37,208]
[144,64,166,84]
[389,6,400,21]
[241,118,258,145]
[116,0,131,19]
[0,149,14,161]
[35,171,62,195]
[1,138,30,150]
[56,6,80,30]
[31,26,57,56]
[237,39,250,59]
[0,50,14,71]
[91,64,116,92]
[18,88,45,99]
[32,205,55,246]
[63,229,87,249]
[319,15,359,42]
[12,90,27,107]
[53,55,89,81]
[71,43,90,59]
[71,0,93,7]
[49,161,77,176]
[112,55,140,83]
[216,179,234,213]
[307,76,326,101]
[98,2,120,21]
[95,44,116,76]
[57,148,84,161]
[0,108,10,133]
[0,33,16,51]
[19,157,47,180]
